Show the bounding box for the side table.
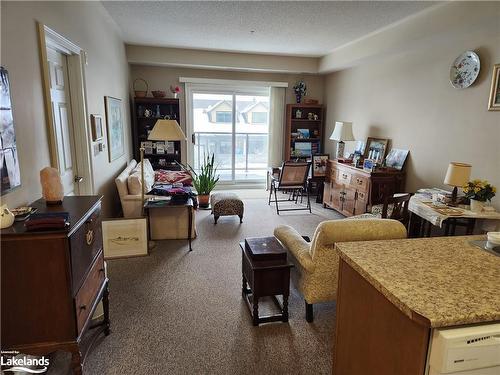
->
[239,238,293,326]
[144,198,194,251]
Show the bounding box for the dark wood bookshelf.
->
[285,103,325,161]
[132,97,181,170]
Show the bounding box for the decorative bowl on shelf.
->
[152,90,166,98]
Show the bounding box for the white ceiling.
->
[102,1,437,57]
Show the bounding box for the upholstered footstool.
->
[210,192,244,224]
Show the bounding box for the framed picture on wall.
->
[364,137,389,164]
[488,64,500,111]
[312,154,329,177]
[0,67,21,195]
[104,96,124,161]
[90,114,103,141]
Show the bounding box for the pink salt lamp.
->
[40,167,64,205]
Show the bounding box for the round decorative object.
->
[450,51,480,89]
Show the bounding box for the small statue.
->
[40,167,64,205]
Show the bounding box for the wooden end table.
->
[144,198,194,251]
[239,239,293,326]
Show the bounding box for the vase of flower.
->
[293,80,307,104]
[463,179,496,213]
[170,85,181,99]
[470,199,485,213]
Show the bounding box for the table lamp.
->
[444,162,471,205]
[141,119,186,203]
[330,121,354,159]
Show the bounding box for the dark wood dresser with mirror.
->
[1,195,110,374]
[323,160,405,216]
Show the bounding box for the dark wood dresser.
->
[1,195,109,374]
[323,160,405,216]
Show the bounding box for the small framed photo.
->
[354,140,366,156]
[385,149,409,170]
[312,154,329,177]
[102,218,148,259]
[364,137,389,164]
[363,158,375,172]
[297,128,310,139]
[90,114,104,141]
[488,64,500,111]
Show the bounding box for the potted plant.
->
[463,179,496,212]
[180,153,219,208]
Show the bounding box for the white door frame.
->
[37,22,94,195]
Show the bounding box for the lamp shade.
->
[444,162,471,187]
[148,119,186,141]
[329,121,354,142]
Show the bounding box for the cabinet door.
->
[331,182,343,211]
[323,181,332,207]
[342,188,356,216]
[355,190,368,215]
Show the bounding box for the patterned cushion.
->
[211,192,244,217]
[155,169,192,186]
[371,204,394,218]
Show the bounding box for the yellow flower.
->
[493,186,497,193]
[474,187,480,193]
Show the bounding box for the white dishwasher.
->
[427,322,500,375]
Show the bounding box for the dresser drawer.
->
[337,170,351,185]
[70,203,102,294]
[352,175,369,192]
[74,254,104,334]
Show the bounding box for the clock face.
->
[450,51,480,89]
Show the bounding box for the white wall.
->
[323,4,500,209]
[1,1,132,216]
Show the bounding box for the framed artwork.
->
[488,64,500,111]
[0,67,21,195]
[312,154,329,177]
[364,137,389,164]
[385,148,409,170]
[354,140,366,156]
[90,114,103,141]
[297,128,310,139]
[102,218,148,259]
[363,159,375,172]
[294,142,312,157]
[104,96,124,161]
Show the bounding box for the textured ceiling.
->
[102,1,437,57]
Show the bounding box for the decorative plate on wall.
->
[450,51,480,89]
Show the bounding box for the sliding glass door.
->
[189,86,270,183]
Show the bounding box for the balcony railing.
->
[193,132,268,180]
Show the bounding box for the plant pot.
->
[295,93,302,103]
[198,194,210,208]
[470,199,485,213]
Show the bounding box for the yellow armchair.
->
[274,219,407,322]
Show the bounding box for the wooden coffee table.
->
[239,237,293,326]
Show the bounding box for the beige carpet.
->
[49,192,343,374]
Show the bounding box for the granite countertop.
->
[336,236,500,328]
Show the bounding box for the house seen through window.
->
[216,111,232,123]
[252,112,267,124]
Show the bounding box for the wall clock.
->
[450,51,480,89]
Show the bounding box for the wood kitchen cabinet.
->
[323,160,405,216]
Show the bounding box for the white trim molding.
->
[37,22,94,195]
[179,77,288,88]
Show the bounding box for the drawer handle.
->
[342,174,348,179]
[357,179,363,185]
[86,218,94,224]
[80,305,86,311]
[86,229,94,246]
